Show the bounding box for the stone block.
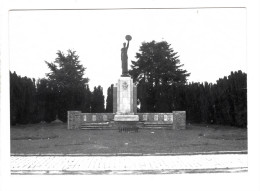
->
[92,115,96,121]
[168,115,173,122]
[103,115,107,121]
[81,113,115,124]
[114,114,139,121]
[172,111,186,130]
[137,113,176,125]
[67,111,82,130]
[159,114,163,121]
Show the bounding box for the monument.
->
[113,35,139,122]
[67,35,186,131]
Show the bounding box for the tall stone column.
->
[114,76,139,121]
[116,76,133,114]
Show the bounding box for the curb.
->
[11,167,248,175]
[11,150,248,157]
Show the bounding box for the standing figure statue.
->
[121,35,132,76]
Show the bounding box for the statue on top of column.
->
[121,35,132,77]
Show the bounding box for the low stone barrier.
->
[68,111,186,130]
[137,113,173,124]
[67,111,82,130]
[137,112,186,129]
[81,113,115,123]
[172,111,186,130]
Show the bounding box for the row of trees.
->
[10,41,247,127]
[104,71,247,127]
[10,50,105,125]
[127,41,247,127]
[166,71,246,127]
[183,71,247,127]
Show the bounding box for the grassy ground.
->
[11,123,247,155]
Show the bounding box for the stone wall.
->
[137,113,173,124]
[67,111,82,130]
[137,112,186,129]
[68,111,186,130]
[81,113,115,123]
[172,111,186,130]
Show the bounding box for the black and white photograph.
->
[1,0,260,191]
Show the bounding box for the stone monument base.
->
[114,114,139,121]
[67,111,186,130]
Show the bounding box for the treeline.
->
[10,70,247,127]
[10,46,247,128]
[105,71,247,128]
[10,50,105,125]
[128,41,247,128]
[172,71,247,127]
[10,71,105,125]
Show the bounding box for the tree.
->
[45,50,89,122]
[83,84,92,113]
[105,84,114,112]
[35,78,56,123]
[182,71,247,127]
[229,71,247,127]
[212,71,247,127]
[129,40,190,112]
[10,71,37,125]
[91,86,105,113]
[10,71,21,125]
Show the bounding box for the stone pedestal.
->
[114,76,139,122]
[116,77,133,114]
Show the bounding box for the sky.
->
[9,8,246,93]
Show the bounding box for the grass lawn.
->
[11,123,247,155]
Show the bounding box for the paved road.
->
[11,153,247,175]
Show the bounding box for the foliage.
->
[105,84,114,113]
[129,40,190,112]
[45,50,90,122]
[10,47,246,128]
[10,72,37,124]
[91,86,105,113]
[179,71,247,127]
[35,78,57,123]
[10,50,106,125]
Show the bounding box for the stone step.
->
[81,122,111,130]
[144,123,172,125]
[143,123,173,129]
[144,124,172,126]
[82,122,109,125]
[81,127,114,130]
[80,122,173,129]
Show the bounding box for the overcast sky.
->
[9,8,246,92]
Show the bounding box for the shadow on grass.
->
[12,135,59,140]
